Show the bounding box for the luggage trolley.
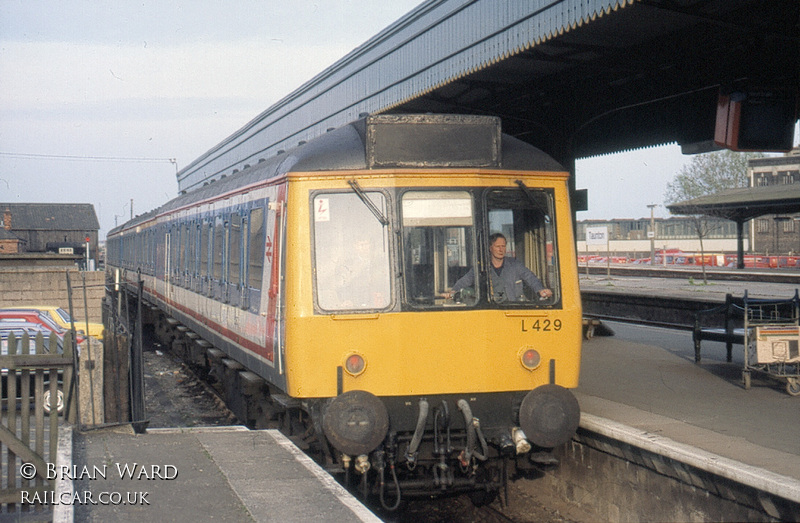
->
[743,290,800,396]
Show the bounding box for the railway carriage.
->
[107,114,582,505]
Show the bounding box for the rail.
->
[581,265,800,284]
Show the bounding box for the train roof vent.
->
[365,114,501,169]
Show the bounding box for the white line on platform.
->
[267,429,382,523]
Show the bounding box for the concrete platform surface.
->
[69,426,380,522]
[579,272,800,301]
[577,317,800,489]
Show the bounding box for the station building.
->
[576,216,742,260]
[0,203,100,268]
[578,148,800,260]
[749,148,800,254]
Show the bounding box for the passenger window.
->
[313,192,391,311]
[184,224,192,274]
[230,214,242,286]
[195,224,202,276]
[213,216,224,281]
[171,225,179,276]
[401,191,477,307]
[486,188,559,305]
[248,207,265,290]
[200,222,210,278]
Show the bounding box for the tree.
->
[664,150,759,203]
[664,150,763,283]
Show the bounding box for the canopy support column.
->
[736,219,745,269]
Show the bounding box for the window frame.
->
[399,188,479,310]
[309,188,395,314]
[483,186,561,308]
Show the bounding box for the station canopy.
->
[667,184,800,268]
[176,1,800,193]
[666,184,800,222]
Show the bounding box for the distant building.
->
[1,203,100,267]
[748,149,800,254]
[576,216,743,258]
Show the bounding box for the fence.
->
[0,331,74,515]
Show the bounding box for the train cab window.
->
[313,192,391,311]
[401,191,477,308]
[485,188,559,305]
[248,207,265,290]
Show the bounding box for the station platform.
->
[66,426,380,522]
[577,274,800,488]
[579,271,800,301]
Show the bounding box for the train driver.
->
[450,232,552,302]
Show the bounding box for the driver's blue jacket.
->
[452,257,545,302]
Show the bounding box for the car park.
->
[6,305,104,341]
[0,309,85,344]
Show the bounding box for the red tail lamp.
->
[520,348,541,371]
[344,353,366,376]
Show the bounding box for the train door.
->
[263,186,286,379]
[239,213,249,308]
[273,198,287,376]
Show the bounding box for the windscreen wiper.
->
[348,179,389,226]
[515,180,548,216]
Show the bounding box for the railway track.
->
[581,273,800,330]
[581,264,800,284]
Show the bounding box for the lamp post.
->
[647,204,657,265]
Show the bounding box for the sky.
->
[0,1,796,238]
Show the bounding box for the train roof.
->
[110,114,564,235]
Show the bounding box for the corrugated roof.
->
[0,203,99,231]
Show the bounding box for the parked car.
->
[6,305,103,341]
[0,309,85,344]
[0,321,65,413]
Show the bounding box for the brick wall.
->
[0,267,104,322]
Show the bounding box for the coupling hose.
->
[457,399,488,462]
[405,398,429,465]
